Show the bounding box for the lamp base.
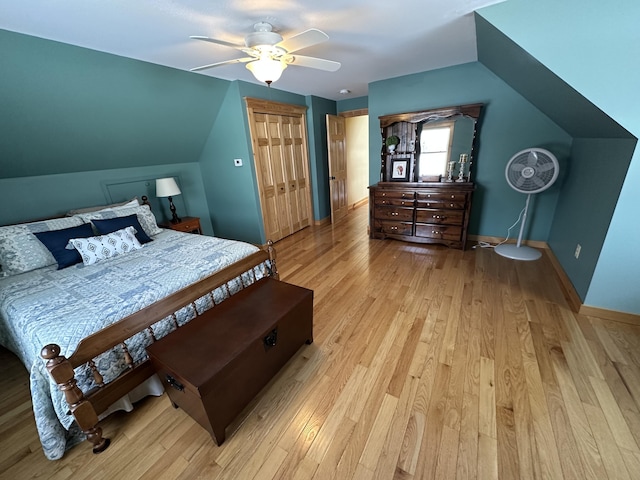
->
[168,196,181,224]
[494,244,542,261]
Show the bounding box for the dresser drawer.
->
[415,209,464,225]
[416,192,467,209]
[375,220,414,236]
[375,206,414,221]
[414,224,462,241]
[375,197,415,207]
[374,190,415,201]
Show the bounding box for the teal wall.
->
[368,62,573,242]
[548,138,636,298]
[478,0,640,314]
[0,163,214,235]
[0,29,226,178]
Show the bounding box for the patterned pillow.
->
[74,204,162,237]
[0,216,85,277]
[68,226,143,266]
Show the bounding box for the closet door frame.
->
[245,97,313,242]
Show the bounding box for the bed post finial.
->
[266,240,279,280]
[41,344,111,454]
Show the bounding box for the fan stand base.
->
[494,244,542,261]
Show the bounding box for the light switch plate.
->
[234,158,243,167]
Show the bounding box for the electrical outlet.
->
[234,158,243,167]
[574,244,581,259]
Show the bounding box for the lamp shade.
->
[246,57,287,84]
[156,177,181,197]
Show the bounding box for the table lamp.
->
[156,177,182,224]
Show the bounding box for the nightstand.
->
[159,216,202,234]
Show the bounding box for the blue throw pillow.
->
[91,214,153,244]
[34,223,95,269]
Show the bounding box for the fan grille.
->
[505,148,559,194]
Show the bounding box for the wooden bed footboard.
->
[41,242,278,455]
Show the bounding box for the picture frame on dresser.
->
[391,160,410,181]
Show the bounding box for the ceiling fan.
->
[190,22,341,85]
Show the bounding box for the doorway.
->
[326,110,369,224]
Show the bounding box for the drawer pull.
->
[450,203,455,207]
[264,328,278,350]
[432,230,441,235]
[432,215,446,220]
[391,212,398,216]
[166,374,184,392]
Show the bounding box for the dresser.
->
[369,182,474,250]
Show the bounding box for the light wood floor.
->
[2,205,640,479]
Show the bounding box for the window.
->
[418,122,454,178]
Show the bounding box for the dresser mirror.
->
[379,103,482,183]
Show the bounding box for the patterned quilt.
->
[0,230,266,460]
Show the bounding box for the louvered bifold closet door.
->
[246,98,312,243]
[282,115,310,231]
[252,112,290,242]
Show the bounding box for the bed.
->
[0,198,278,460]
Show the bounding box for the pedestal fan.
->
[495,148,559,261]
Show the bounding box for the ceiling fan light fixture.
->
[247,57,287,84]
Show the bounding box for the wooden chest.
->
[146,277,313,445]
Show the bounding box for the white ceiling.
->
[0,0,506,101]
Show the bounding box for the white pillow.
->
[0,216,85,277]
[66,197,140,216]
[74,204,162,237]
[68,226,143,266]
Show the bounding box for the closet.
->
[245,98,312,242]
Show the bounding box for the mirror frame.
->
[379,103,483,183]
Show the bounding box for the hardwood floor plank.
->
[479,357,497,439]
[477,433,498,480]
[550,346,608,480]
[583,402,632,480]
[589,376,640,453]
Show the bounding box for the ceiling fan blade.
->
[285,54,341,72]
[190,57,254,72]
[277,29,329,53]
[190,35,243,49]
